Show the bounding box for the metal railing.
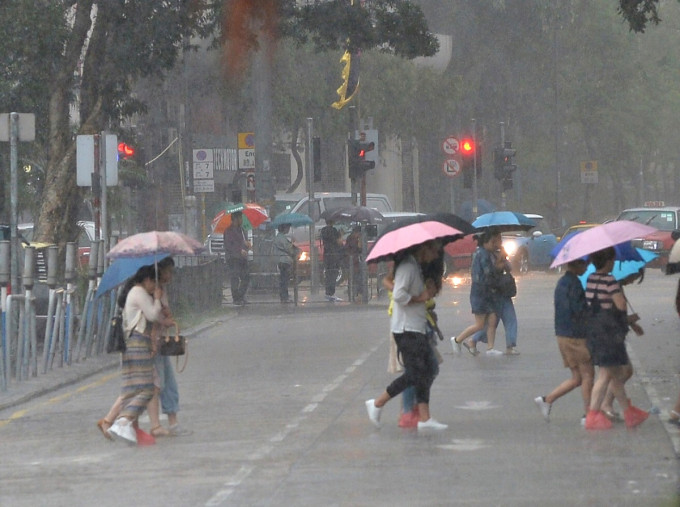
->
[0,239,223,392]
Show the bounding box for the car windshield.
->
[618,210,677,231]
[271,199,300,219]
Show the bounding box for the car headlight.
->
[503,241,518,257]
[298,251,310,262]
[641,240,662,251]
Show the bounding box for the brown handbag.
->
[160,323,186,356]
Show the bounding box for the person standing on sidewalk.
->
[534,259,593,424]
[320,218,343,302]
[365,240,447,431]
[223,211,251,305]
[274,223,298,303]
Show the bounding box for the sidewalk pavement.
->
[0,288,387,413]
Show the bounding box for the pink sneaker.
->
[398,410,419,428]
[624,405,649,428]
[585,410,613,430]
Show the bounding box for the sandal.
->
[462,339,479,357]
[97,419,113,440]
[603,409,622,422]
[151,425,171,437]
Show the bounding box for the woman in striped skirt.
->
[107,265,174,444]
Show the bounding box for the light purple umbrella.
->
[107,231,204,259]
[550,221,657,268]
[366,221,465,264]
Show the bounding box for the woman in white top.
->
[107,265,174,444]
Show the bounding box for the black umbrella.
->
[321,206,384,224]
[377,212,476,240]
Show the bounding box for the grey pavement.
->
[0,285,377,412]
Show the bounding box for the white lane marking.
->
[204,340,383,506]
[205,465,255,506]
[436,439,489,451]
[454,401,500,410]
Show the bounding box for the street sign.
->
[238,132,256,170]
[580,160,598,184]
[441,135,459,156]
[193,179,214,193]
[442,158,461,178]
[0,113,35,142]
[76,134,118,186]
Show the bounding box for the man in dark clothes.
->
[223,211,251,305]
[320,218,343,301]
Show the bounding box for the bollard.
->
[42,246,59,373]
[63,243,76,364]
[22,247,37,377]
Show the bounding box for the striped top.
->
[585,272,621,310]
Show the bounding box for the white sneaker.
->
[505,347,520,355]
[108,419,137,445]
[325,295,335,302]
[534,396,551,422]
[333,296,343,302]
[450,337,461,355]
[417,418,448,431]
[486,348,503,356]
[365,399,382,428]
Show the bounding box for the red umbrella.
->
[366,221,465,264]
[211,203,268,234]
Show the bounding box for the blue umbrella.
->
[577,248,658,288]
[472,211,536,231]
[271,212,314,228]
[95,253,171,298]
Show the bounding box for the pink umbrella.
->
[549,221,657,268]
[366,221,465,264]
[107,231,204,259]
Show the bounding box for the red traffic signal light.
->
[460,138,475,156]
[117,142,135,159]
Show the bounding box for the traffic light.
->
[495,141,516,190]
[117,142,135,160]
[460,138,481,189]
[348,139,376,179]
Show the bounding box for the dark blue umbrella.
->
[95,253,171,298]
[271,212,314,228]
[472,211,536,231]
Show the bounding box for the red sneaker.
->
[585,410,613,430]
[624,405,649,428]
[398,410,419,428]
[135,427,156,446]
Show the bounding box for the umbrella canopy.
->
[366,220,465,264]
[472,211,536,231]
[321,206,384,224]
[271,212,314,228]
[107,231,204,259]
[95,253,171,298]
[549,221,658,268]
[379,212,476,237]
[212,203,268,233]
[577,248,658,288]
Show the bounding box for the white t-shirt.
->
[390,255,427,335]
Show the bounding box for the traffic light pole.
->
[471,119,478,219]
[500,122,507,210]
[306,117,319,295]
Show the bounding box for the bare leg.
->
[374,391,391,408]
[148,389,170,436]
[485,313,499,350]
[602,363,633,414]
[456,314,489,344]
[417,402,430,422]
[545,367,582,405]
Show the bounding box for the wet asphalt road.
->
[0,270,679,506]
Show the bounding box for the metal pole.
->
[9,112,19,295]
[471,119,478,219]
[306,117,318,294]
[101,133,108,254]
[500,122,506,210]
